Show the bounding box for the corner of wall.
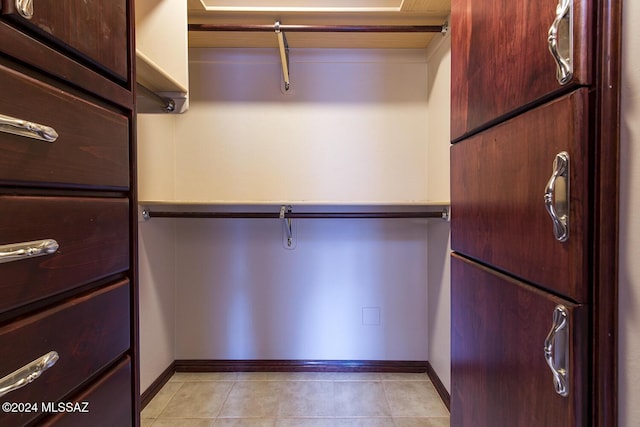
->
[425,27,452,392]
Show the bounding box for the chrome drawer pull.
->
[544,305,570,397]
[15,0,33,19]
[0,351,59,398]
[0,113,58,142]
[548,0,573,85]
[0,239,59,264]
[544,152,570,242]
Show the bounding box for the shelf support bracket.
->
[441,207,450,222]
[280,205,294,248]
[441,21,449,36]
[141,207,151,221]
[275,21,291,91]
[136,83,176,113]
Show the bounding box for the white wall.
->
[171,48,431,204]
[138,216,176,391]
[619,2,640,425]
[137,115,177,201]
[171,48,438,361]
[425,31,451,392]
[137,115,178,392]
[174,214,430,360]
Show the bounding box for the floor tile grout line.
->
[381,378,395,419]
[216,379,243,419]
[144,380,185,420]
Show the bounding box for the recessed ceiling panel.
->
[199,0,404,12]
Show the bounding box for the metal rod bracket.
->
[275,21,291,92]
[441,207,450,222]
[137,83,176,113]
[441,21,449,35]
[280,205,294,248]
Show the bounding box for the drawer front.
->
[451,89,589,302]
[1,0,129,82]
[0,280,130,427]
[0,196,129,313]
[40,357,133,427]
[451,254,587,427]
[0,62,129,190]
[451,0,592,141]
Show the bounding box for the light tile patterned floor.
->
[141,372,450,426]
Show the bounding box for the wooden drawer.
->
[451,254,587,427]
[0,196,129,313]
[0,62,129,190]
[451,0,592,141]
[451,89,590,302]
[1,0,129,82]
[0,280,130,427]
[39,357,133,427]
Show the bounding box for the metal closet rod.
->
[188,23,446,33]
[144,210,445,219]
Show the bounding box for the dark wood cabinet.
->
[450,0,592,141]
[451,89,590,302]
[39,357,134,427]
[451,254,587,427]
[0,1,137,426]
[0,62,130,189]
[0,196,129,313]
[450,0,620,425]
[0,281,130,427]
[1,0,129,82]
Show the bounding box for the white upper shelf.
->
[136,50,188,94]
[136,0,190,113]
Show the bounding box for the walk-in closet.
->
[2,0,637,426]
[134,1,636,426]
[136,0,452,417]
